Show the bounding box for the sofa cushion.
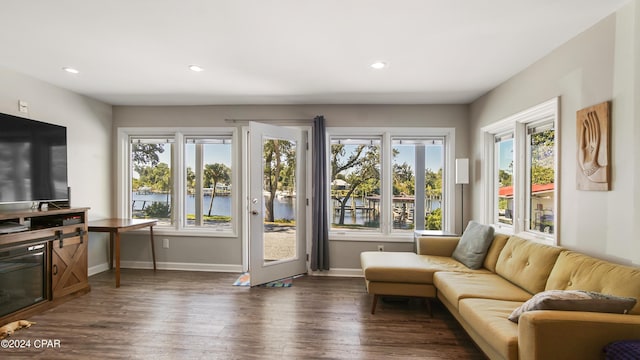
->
[452,221,495,269]
[361,252,482,285]
[416,236,460,256]
[361,252,430,284]
[545,251,640,314]
[458,298,522,360]
[495,236,563,295]
[434,272,532,310]
[483,233,510,272]
[508,289,637,323]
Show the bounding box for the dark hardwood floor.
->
[2,270,484,359]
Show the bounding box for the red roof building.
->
[498,183,554,197]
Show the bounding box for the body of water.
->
[132,193,296,220]
[132,193,440,225]
[331,198,441,226]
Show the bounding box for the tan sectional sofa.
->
[360,234,640,360]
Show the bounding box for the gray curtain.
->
[311,115,330,271]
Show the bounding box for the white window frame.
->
[390,137,446,234]
[481,97,559,245]
[327,127,455,242]
[116,127,239,237]
[493,131,515,230]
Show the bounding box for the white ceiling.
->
[0,0,629,106]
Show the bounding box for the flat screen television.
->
[0,112,68,204]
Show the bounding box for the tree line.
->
[132,144,231,218]
[332,144,443,230]
[132,142,444,229]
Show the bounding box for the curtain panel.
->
[310,115,330,271]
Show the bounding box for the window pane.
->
[330,137,381,232]
[130,139,173,225]
[392,139,444,232]
[496,134,514,225]
[528,127,555,234]
[184,137,232,230]
[262,137,297,262]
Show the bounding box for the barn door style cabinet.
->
[0,207,91,324]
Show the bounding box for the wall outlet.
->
[162,238,169,249]
[377,245,384,252]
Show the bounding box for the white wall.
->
[635,0,640,266]
[469,2,640,265]
[0,67,113,272]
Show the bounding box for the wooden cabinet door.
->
[51,228,88,298]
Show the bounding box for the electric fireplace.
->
[0,241,47,318]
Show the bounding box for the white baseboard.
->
[88,262,110,277]
[309,267,363,277]
[90,262,359,277]
[120,260,243,273]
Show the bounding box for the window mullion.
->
[493,140,501,226]
[174,132,183,230]
[525,131,534,232]
[381,133,391,235]
[514,122,527,233]
[482,132,495,226]
[414,145,426,231]
[195,143,204,227]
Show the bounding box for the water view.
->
[132,193,296,220]
[132,192,439,227]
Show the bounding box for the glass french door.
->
[248,122,306,286]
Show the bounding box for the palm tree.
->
[393,162,414,195]
[204,163,230,217]
[186,167,196,194]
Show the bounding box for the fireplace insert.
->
[0,241,47,318]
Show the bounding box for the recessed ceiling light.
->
[62,67,79,74]
[370,62,387,69]
[189,65,204,72]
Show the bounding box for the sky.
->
[185,144,231,169]
[394,144,443,171]
[498,139,514,171]
[151,143,231,169]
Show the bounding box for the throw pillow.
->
[451,221,495,269]
[508,289,637,323]
[603,340,640,359]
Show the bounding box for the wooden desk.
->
[88,218,157,288]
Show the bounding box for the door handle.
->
[251,210,259,215]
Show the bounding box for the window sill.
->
[125,226,237,238]
[515,231,555,246]
[329,232,414,243]
[491,225,555,245]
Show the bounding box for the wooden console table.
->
[88,218,157,288]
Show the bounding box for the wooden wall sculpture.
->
[576,101,610,191]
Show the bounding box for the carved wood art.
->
[577,101,610,191]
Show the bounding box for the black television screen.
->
[0,112,68,204]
